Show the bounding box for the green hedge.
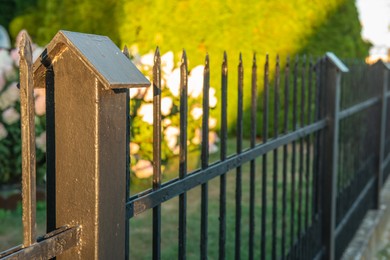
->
[8,0,369,135]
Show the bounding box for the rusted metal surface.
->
[18,31,36,247]
[0,226,80,260]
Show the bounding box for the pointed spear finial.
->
[239,52,243,63]
[19,31,33,65]
[222,51,228,75]
[154,46,160,64]
[204,53,210,75]
[252,53,257,72]
[181,49,187,65]
[122,45,130,59]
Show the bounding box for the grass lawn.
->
[0,202,46,251]
[0,138,315,259]
[129,137,315,259]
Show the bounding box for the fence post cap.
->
[33,30,150,90]
[372,59,390,70]
[325,52,349,73]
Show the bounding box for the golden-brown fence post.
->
[33,31,150,259]
[19,30,36,248]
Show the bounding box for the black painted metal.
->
[281,56,290,259]
[298,56,305,259]
[178,51,188,260]
[127,120,327,217]
[11,32,390,260]
[153,48,162,260]
[219,52,228,260]
[290,57,298,257]
[235,53,243,260]
[248,53,257,260]
[261,54,269,260]
[305,57,314,259]
[272,55,280,260]
[321,55,343,260]
[24,49,389,260]
[123,46,131,260]
[201,55,210,260]
[43,56,56,235]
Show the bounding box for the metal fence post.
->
[321,52,348,260]
[372,60,390,208]
[33,31,149,259]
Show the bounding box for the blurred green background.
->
[0,0,371,134]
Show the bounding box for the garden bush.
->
[0,33,219,186]
[0,34,46,185]
[7,0,370,135]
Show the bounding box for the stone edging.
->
[341,178,390,260]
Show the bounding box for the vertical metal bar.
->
[153,48,162,260]
[272,55,280,260]
[123,46,131,260]
[281,56,290,259]
[312,58,322,221]
[305,57,313,260]
[42,50,56,235]
[19,31,36,247]
[235,53,243,260]
[298,56,305,246]
[261,54,269,260]
[201,55,210,260]
[249,53,257,260]
[219,52,228,260]
[306,57,313,230]
[321,53,348,260]
[179,50,188,260]
[374,61,389,208]
[290,56,298,252]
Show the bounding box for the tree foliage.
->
[9,0,121,45]
[8,0,370,133]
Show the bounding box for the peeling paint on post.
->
[33,31,150,259]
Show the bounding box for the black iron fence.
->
[1,31,390,260]
[126,52,390,260]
